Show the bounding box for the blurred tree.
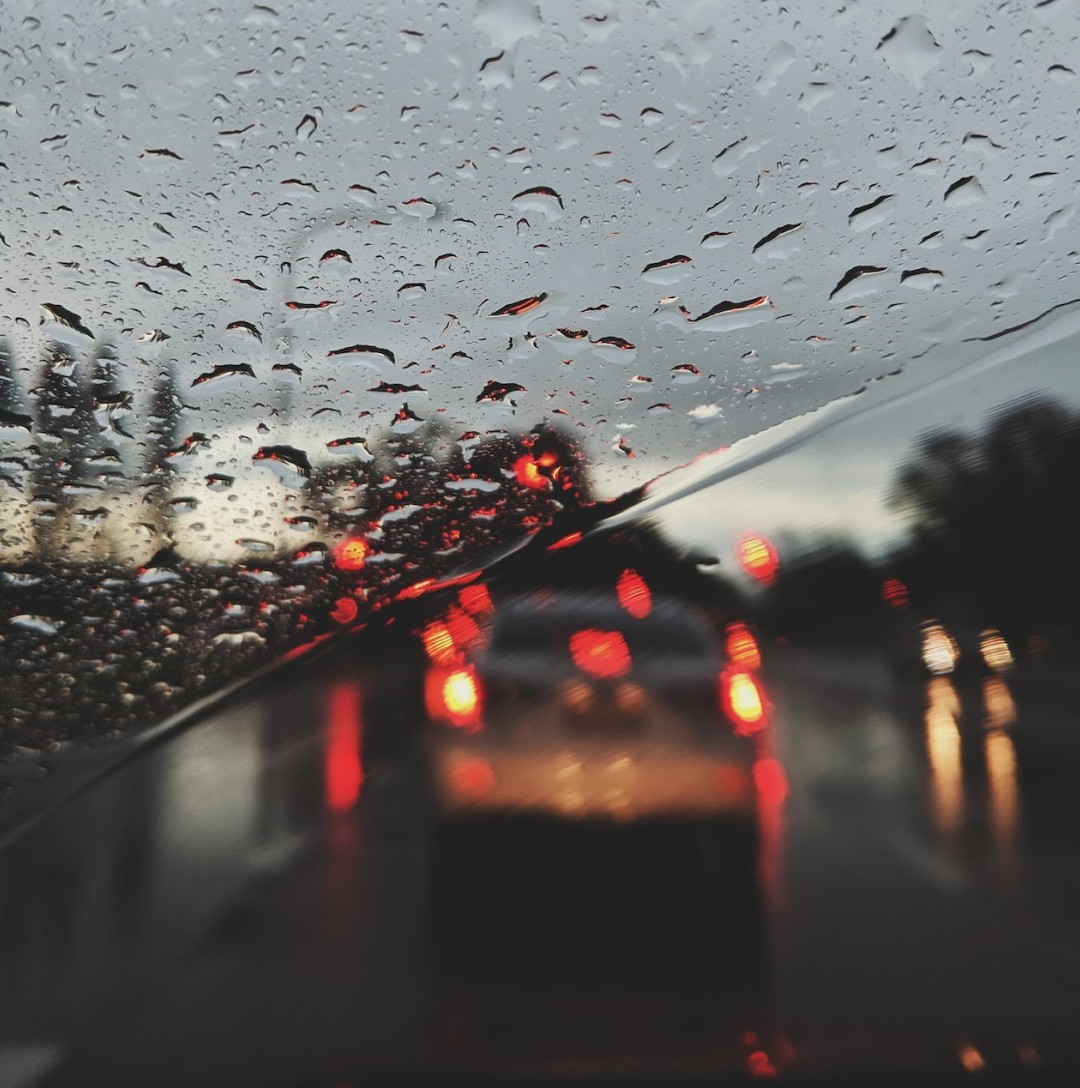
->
[889,395,1080,648]
[139,362,183,553]
[29,344,98,560]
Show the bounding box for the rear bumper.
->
[431,744,756,821]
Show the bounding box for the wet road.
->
[2,627,1079,1086]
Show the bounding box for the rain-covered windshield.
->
[4,1,1080,1083]
[3,0,1078,747]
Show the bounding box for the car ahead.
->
[421,588,770,909]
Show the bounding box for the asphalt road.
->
[2,626,1079,1086]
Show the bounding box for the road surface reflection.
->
[1,617,1078,1084]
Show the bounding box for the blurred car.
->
[422,590,768,889]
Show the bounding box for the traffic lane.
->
[2,642,1077,1082]
[767,650,1080,1068]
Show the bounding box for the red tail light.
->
[425,664,483,730]
[720,668,767,735]
[569,628,632,679]
[616,568,652,619]
[725,622,761,670]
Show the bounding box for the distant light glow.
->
[325,682,363,813]
[333,536,369,571]
[443,668,479,720]
[459,582,493,615]
[881,578,909,607]
[513,454,548,490]
[722,669,766,733]
[330,596,358,624]
[547,531,583,551]
[569,628,632,679]
[753,757,789,807]
[979,629,1014,672]
[616,568,652,618]
[926,677,964,834]
[425,664,483,729]
[725,622,761,670]
[448,756,495,800]
[958,1044,986,1073]
[922,622,959,675]
[737,534,779,586]
[422,621,457,664]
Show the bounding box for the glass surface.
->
[3,1,1080,1083]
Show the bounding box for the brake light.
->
[422,621,457,664]
[425,664,483,730]
[616,568,652,619]
[569,628,632,679]
[721,668,766,734]
[444,668,479,719]
[737,534,778,586]
[725,622,761,670]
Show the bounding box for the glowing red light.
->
[449,757,496,799]
[513,453,549,491]
[333,537,369,571]
[446,605,482,653]
[882,578,909,608]
[725,622,761,670]
[753,756,789,807]
[547,531,583,552]
[330,596,359,625]
[737,534,779,586]
[721,668,767,734]
[422,621,457,664]
[459,582,493,615]
[569,629,632,679]
[425,665,483,730]
[616,568,652,618]
[397,577,436,600]
[747,1050,778,1079]
[325,682,363,813]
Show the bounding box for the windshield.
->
[3,1,1080,1084]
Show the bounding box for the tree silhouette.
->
[0,339,33,557]
[139,362,183,551]
[889,395,1080,646]
[29,344,99,559]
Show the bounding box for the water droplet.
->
[752,223,804,257]
[491,293,547,317]
[476,380,525,403]
[226,320,262,340]
[901,268,944,290]
[328,343,395,365]
[641,254,692,285]
[191,362,255,387]
[252,445,312,480]
[876,15,941,87]
[400,197,436,220]
[829,266,887,301]
[511,186,564,219]
[687,296,773,330]
[943,175,986,206]
[848,195,894,231]
[41,303,93,338]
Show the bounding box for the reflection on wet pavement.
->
[1,592,1079,1084]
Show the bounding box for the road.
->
[1,621,1079,1086]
